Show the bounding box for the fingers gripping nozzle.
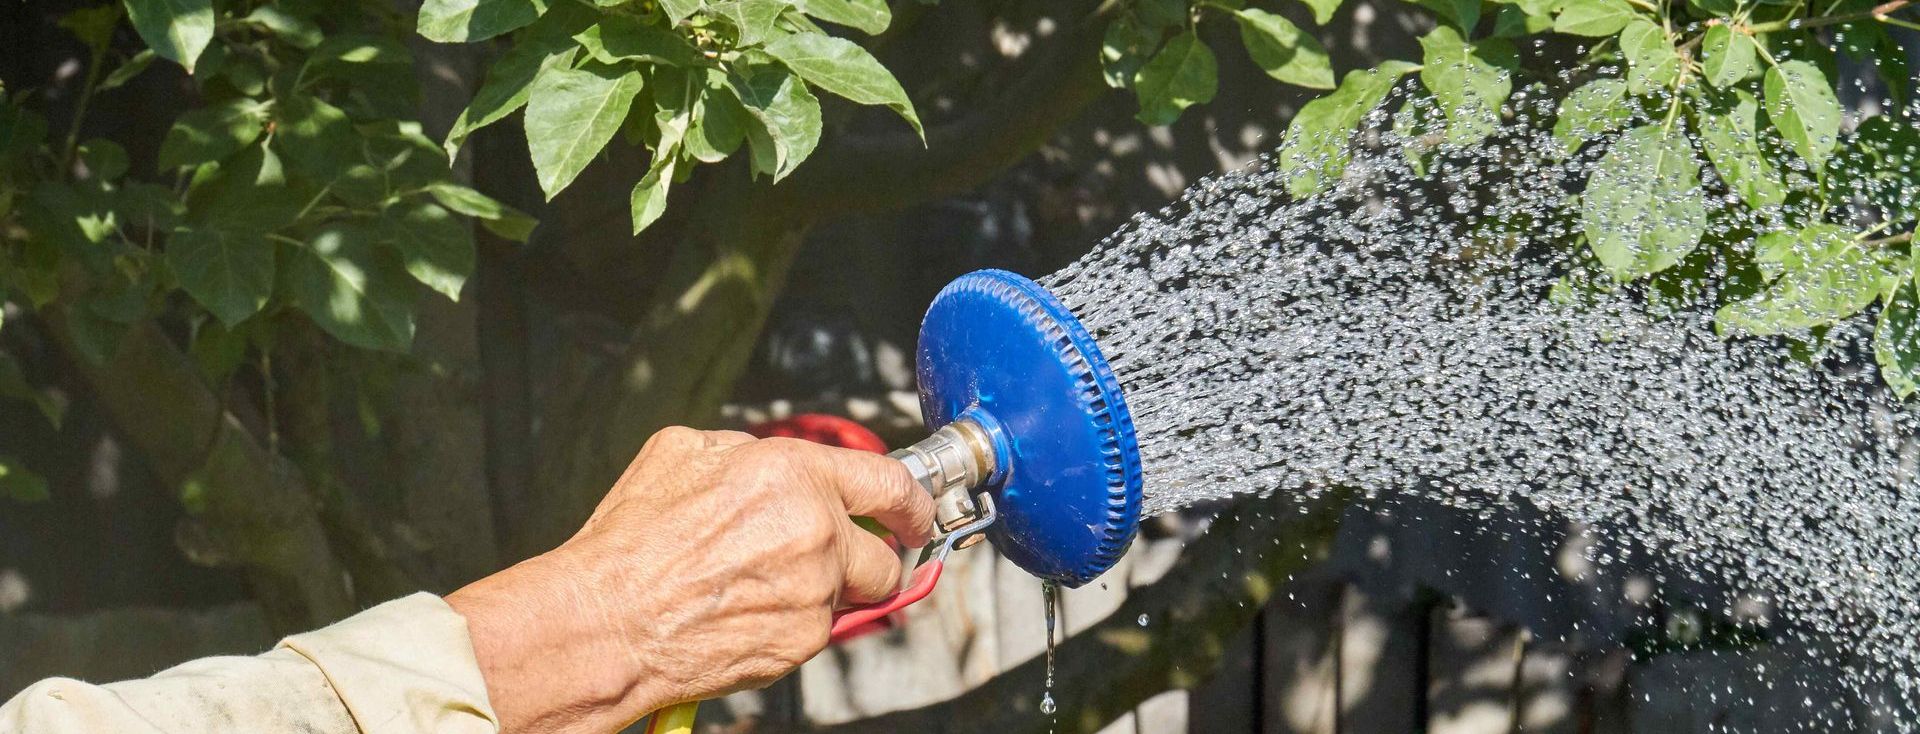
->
[890,415,999,542]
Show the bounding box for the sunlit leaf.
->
[575,16,701,66]
[428,182,538,242]
[709,0,789,46]
[1701,24,1758,88]
[1277,62,1417,199]
[158,99,269,171]
[443,25,583,157]
[383,200,475,300]
[287,222,417,352]
[1718,226,1896,335]
[1300,0,1344,24]
[1233,9,1334,90]
[763,32,922,138]
[1552,77,1629,155]
[123,0,214,70]
[1417,27,1515,145]
[1582,125,1709,279]
[524,64,647,199]
[794,0,890,34]
[417,0,548,43]
[1620,19,1680,95]
[630,156,677,234]
[245,6,323,49]
[729,63,822,181]
[1763,59,1842,167]
[1696,89,1786,210]
[1877,274,1920,398]
[1552,0,1635,37]
[1133,31,1217,126]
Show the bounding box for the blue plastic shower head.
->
[913,269,1144,587]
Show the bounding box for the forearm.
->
[0,593,498,734]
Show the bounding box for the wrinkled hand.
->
[446,427,934,734]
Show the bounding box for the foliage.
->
[1273,0,1920,394]
[0,0,1913,635]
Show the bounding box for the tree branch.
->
[805,491,1350,734]
[785,2,1116,215]
[47,316,354,632]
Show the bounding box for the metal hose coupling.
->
[889,416,997,539]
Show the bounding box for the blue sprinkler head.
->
[907,269,1144,587]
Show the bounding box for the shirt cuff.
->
[277,592,499,734]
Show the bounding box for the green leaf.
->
[1277,61,1417,198]
[287,222,417,352]
[1551,77,1629,155]
[428,182,538,242]
[1135,0,1189,29]
[417,0,549,43]
[158,99,268,171]
[168,227,274,326]
[1417,27,1515,146]
[575,16,701,66]
[1717,226,1896,335]
[1581,125,1709,280]
[382,201,474,300]
[443,34,581,158]
[185,145,305,234]
[1696,89,1786,210]
[61,6,123,52]
[245,6,323,49]
[99,50,158,91]
[1492,3,1553,38]
[1301,0,1344,24]
[630,156,677,234]
[1701,25,1758,88]
[794,0,890,34]
[728,63,823,181]
[709,0,790,46]
[1412,0,1480,31]
[1552,0,1635,37]
[123,0,215,71]
[687,70,750,162]
[659,0,705,24]
[762,32,922,138]
[0,456,50,504]
[272,93,359,185]
[1233,9,1334,90]
[524,65,647,199]
[115,182,183,235]
[1132,31,1217,126]
[1763,60,1842,167]
[1619,19,1679,94]
[78,139,129,181]
[1102,16,1162,90]
[1877,274,1920,397]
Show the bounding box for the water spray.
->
[647,268,1146,733]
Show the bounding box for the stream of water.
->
[1040,81,1920,728]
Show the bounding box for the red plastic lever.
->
[830,560,945,641]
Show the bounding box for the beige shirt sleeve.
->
[0,592,498,734]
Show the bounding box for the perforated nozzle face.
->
[914,269,1144,587]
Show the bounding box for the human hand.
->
[445,427,935,734]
